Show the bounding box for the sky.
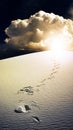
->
[0,0,73,59]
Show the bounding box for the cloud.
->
[5,10,73,51]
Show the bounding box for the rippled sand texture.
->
[0,51,73,130]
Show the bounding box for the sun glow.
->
[45,31,71,53]
[50,37,65,52]
[51,33,65,50]
[47,26,73,52]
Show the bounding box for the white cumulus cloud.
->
[5,10,73,51]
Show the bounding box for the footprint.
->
[14,106,28,113]
[14,104,31,113]
[18,86,34,95]
[32,116,40,123]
